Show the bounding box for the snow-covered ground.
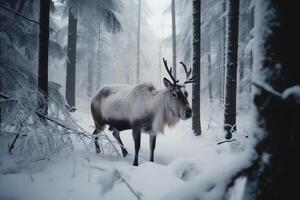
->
[0,100,254,200]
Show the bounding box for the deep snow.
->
[0,100,254,200]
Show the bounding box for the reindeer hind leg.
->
[112,129,128,157]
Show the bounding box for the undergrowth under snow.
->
[0,100,254,200]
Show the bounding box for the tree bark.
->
[192,0,201,136]
[38,0,50,119]
[171,0,177,79]
[207,51,212,102]
[87,59,93,97]
[65,8,77,107]
[96,23,101,90]
[242,0,300,199]
[223,0,240,139]
[221,0,226,104]
[136,0,141,84]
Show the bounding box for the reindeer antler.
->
[163,58,179,85]
[180,62,194,84]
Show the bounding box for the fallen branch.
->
[217,139,236,145]
[8,134,19,154]
[120,177,142,200]
[8,111,33,154]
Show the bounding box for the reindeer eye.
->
[172,92,177,98]
[184,92,188,97]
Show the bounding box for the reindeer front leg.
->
[149,134,156,162]
[132,128,141,166]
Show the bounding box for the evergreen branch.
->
[0,5,55,32]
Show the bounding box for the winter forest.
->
[0,0,299,199]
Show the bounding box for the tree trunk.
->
[87,59,93,97]
[65,8,77,107]
[37,0,50,119]
[192,0,201,136]
[242,1,300,199]
[136,0,141,84]
[171,0,177,79]
[223,0,240,139]
[96,23,101,90]
[207,50,212,102]
[221,0,226,104]
[238,59,244,94]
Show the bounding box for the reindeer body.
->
[91,59,193,166]
[91,83,179,134]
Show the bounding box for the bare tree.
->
[136,0,141,83]
[65,7,77,107]
[192,0,201,136]
[223,0,240,139]
[87,59,93,97]
[171,0,177,78]
[38,0,50,119]
[96,22,102,90]
[206,37,212,102]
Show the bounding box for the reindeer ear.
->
[163,78,174,90]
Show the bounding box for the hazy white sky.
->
[145,0,172,39]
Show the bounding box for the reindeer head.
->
[163,58,193,120]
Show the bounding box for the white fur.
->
[96,83,181,134]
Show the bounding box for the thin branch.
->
[35,110,91,139]
[8,134,19,154]
[0,5,55,32]
[0,92,11,99]
[120,178,142,200]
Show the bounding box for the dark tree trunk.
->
[171,0,177,79]
[65,8,77,107]
[223,0,240,139]
[242,1,300,199]
[192,0,201,136]
[136,0,141,84]
[87,59,93,97]
[37,0,50,118]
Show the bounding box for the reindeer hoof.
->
[95,147,101,154]
[122,149,128,157]
[133,160,138,166]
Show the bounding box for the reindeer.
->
[91,58,194,166]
